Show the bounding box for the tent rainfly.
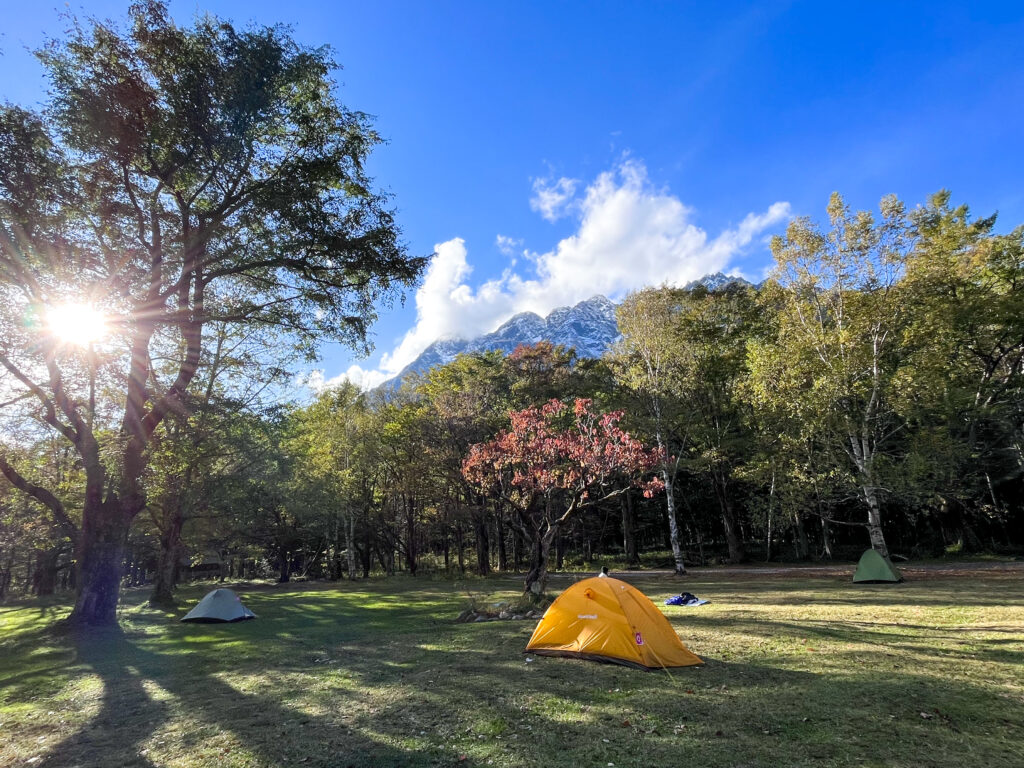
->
[525,576,702,669]
[853,549,903,583]
[181,588,257,623]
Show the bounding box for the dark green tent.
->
[853,549,902,583]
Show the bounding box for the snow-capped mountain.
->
[380,273,751,389]
[383,295,619,389]
[683,272,753,291]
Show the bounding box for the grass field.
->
[1,568,1023,768]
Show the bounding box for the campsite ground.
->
[2,566,1023,768]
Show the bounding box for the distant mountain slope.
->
[381,272,752,389]
[384,295,618,389]
[683,271,754,291]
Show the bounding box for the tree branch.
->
[0,451,77,535]
[0,351,79,444]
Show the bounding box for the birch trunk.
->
[346,511,356,580]
[663,470,687,575]
[850,433,891,558]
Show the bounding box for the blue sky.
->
[2,1,1023,389]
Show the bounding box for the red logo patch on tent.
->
[635,632,644,645]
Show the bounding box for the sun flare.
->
[46,303,108,347]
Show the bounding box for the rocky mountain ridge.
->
[382,272,751,388]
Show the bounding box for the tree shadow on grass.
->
[0,620,79,705]
[33,627,449,768]
[34,629,166,768]
[295,625,1024,768]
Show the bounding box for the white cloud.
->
[333,158,791,390]
[530,175,580,221]
[298,369,325,391]
[495,234,523,256]
[302,364,392,393]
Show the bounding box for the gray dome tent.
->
[181,588,256,623]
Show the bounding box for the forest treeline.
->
[3,190,1022,603]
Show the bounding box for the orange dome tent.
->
[525,577,702,669]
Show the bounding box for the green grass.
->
[1,571,1023,767]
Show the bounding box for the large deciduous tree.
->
[748,193,914,558]
[898,194,1022,517]
[0,1,423,625]
[462,398,663,596]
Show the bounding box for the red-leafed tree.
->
[462,398,664,596]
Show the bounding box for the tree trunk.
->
[362,525,372,578]
[713,471,745,564]
[455,522,465,573]
[663,471,687,574]
[850,435,890,558]
[692,521,706,566]
[150,511,183,607]
[68,498,130,626]
[721,509,744,564]
[32,546,61,596]
[679,493,706,566]
[621,491,639,568]
[330,516,342,580]
[474,506,490,576]
[495,503,508,571]
[442,509,450,571]
[863,484,890,558]
[794,512,809,560]
[0,549,12,600]
[278,548,290,583]
[124,551,140,587]
[820,517,833,560]
[512,528,522,571]
[523,525,557,597]
[346,512,356,580]
[0,547,14,600]
[405,497,418,576]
